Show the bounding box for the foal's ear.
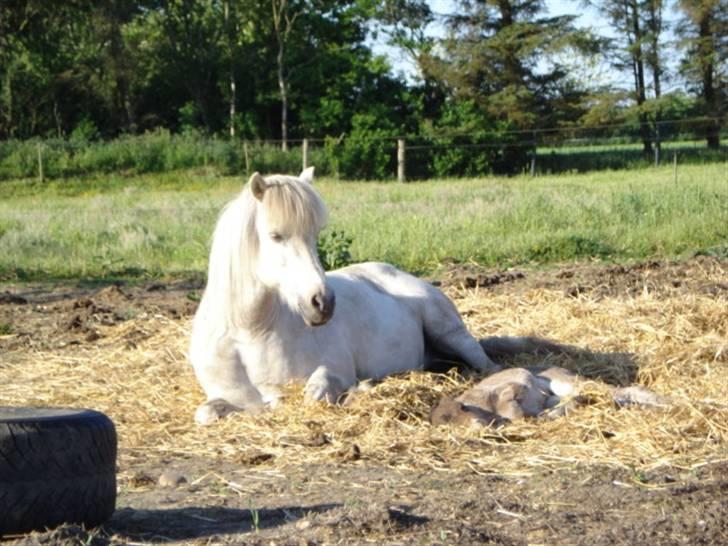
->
[249,172,267,201]
[299,166,315,184]
[498,383,525,402]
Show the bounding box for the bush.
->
[247,144,302,175]
[318,229,353,270]
[425,100,531,178]
[0,136,342,181]
[70,118,101,143]
[326,112,399,180]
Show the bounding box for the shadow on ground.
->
[428,338,639,387]
[108,503,339,542]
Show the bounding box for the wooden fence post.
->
[397,139,406,183]
[37,143,44,183]
[530,151,536,177]
[243,140,250,174]
[302,138,309,171]
[673,152,677,184]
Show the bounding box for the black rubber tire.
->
[0,407,117,536]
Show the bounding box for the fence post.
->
[530,151,536,177]
[37,143,44,183]
[654,145,660,167]
[302,138,309,171]
[243,140,250,174]
[397,139,406,183]
[673,152,677,184]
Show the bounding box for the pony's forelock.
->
[254,175,328,238]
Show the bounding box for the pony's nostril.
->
[309,291,335,324]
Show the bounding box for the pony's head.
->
[246,167,335,326]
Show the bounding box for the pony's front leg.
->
[304,365,355,404]
[191,338,265,425]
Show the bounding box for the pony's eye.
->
[270,232,284,243]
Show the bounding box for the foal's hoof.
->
[194,399,240,425]
[613,386,671,408]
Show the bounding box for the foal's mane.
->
[205,174,328,330]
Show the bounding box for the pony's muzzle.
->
[306,290,336,326]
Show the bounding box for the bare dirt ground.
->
[1,257,727,545]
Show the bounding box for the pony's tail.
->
[479,336,566,359]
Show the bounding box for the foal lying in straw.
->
[430,366,671,428]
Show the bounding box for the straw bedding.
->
[1,263,726,482]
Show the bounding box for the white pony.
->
[189,168,500,424]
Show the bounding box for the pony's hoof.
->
[304,369,347,404]
[194,399,239,425]
[304,382,337,404]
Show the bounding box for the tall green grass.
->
[0,163,725,281]
[322,163,727,272]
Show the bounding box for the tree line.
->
[0,0,725,172]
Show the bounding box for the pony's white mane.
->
[204,175,328,332]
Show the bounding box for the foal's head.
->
[247,167,335,326]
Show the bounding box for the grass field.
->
[0,163,726,280]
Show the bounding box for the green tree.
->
[423,0,593,130]
[677,0,727,148]
[250,0,411,140]
[269,0,303,150]
[584,0,658,155]
[643,0,666,154]
[155,0,225,132]
[0,0,97,138]
[370,0,434,65]
[72,0,158,136]
[416,0,596,173]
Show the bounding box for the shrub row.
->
[0,130,724,182]
[0,131,330,180]
[0,129,534,181]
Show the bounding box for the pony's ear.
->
[249,172,267,200]
[299,166,315,184]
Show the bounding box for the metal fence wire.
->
[0,117,725,182]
